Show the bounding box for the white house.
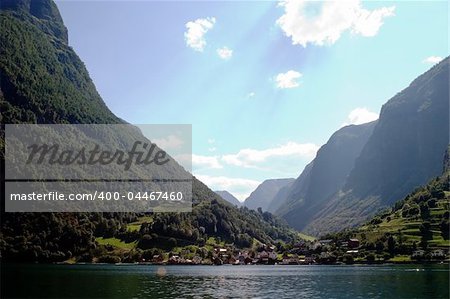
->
[412,250,425,258]
[430,249,445,258]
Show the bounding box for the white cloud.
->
[276,0,395,47]
[196,175,261,201]
[423,56,443,64]
[342,107,379,126]
[222,142,319,168]
[275,70,302,89]
[207,138,215,144]
[246,92,256,99]
[153,135,184,151]
[217,47,233,59]
[185,17,216,51]
[192,154,222,169]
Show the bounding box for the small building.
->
[192,256,202,265]
[319,239,332,246]
[152,255,164,263]
[228,256,237,264]
[213,257,223,265]
[168,255,180,264]
[236,254,252,265]
[281,255,299,265]
[348,239,360,249]
[304,256,315,264]
[268,251,278,261]
[412,250,425,258]
[257,251,269,264]
[431,249,445,258]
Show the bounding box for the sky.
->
[56,0,449,200]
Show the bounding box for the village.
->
[135,237,448,266]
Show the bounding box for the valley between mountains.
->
[0,0,448,265]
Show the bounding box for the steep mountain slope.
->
[0,0,301,262]
[330,146,450,254]
[267,179,296,213]
[304,59,449,235]
[244,178,294,212]
[276,122,376,230]
[0,0,119,125]
[273,161,314,216]
[215,191,241,207]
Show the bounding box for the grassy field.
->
[126,216,153,232]
[388,255,412,262]
[356,196,449,250]
[96,237,137,250]
[298,232,316,241]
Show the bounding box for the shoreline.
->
[1,260,446,266]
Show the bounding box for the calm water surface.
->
[1,264,449,298]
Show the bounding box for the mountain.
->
[300,59,449,236]
[276,122,376,230]
[267,179,296,213]
[215,191,241,207]
[0,0,302,262]
[327,147,450,255]
[244,178,295,212]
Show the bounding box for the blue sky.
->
[56,0,448,200]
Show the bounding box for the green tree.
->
[387,236,396,256]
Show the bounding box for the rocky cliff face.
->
[276,122,376,231]
[303,58,449,235]
[244,178,295,212]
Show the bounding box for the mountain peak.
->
[215,190,241,207]
[244,178,295,212]
[1,0,68,43]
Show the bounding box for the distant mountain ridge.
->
[304,58,449,235]
[244,178,294,212]
[215,190,241,207]
[277,58,449,236]
[276,122,376,229]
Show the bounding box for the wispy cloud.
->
[217,47,233,59]
[275,70,302,89]
[196,174,261,201]
[192,154,222,170]
[342,107,378,127]
[222,142,319,168]
[246,92,256,99]
[423,56,443,64]
[184,17,216,52]
[277,0,395,47]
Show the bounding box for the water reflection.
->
[2,264,449,299]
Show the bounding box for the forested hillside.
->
[325,148,449,261]
[0,0,301,263]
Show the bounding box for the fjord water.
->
[2,264,449,298]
